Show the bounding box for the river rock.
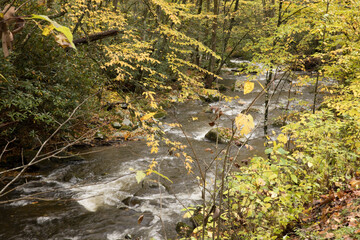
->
[153,110,167,120]
[112,132,126,138]
[111,121,122,129]
[120,125,133,131]
[271,118,286,127]
[241,107,261,114]
[203,106,213,113]
[232,79,244,92]
[122,118,132,126]
[205,127,247,145]
[199,89,220,103]
[115,110,126,118]
[95,131,105,140]
[176,222,194,238]
[205,127,232,144]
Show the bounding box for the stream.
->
[0,61,324,240]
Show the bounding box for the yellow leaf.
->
[235,113,255,135]
[244,81,254,95]
[183,211,192,218]
[42,25,54,36]
[137,215,144,224]
[140,112,156,121]
[277,134,288,144]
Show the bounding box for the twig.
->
[0,138,16,161]
[0,95,92,197]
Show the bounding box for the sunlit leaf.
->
[183,211,192,218]
[32,14,76,49]
[42,25,54,36]
[135,171,146,183]
[277,134,288,144]
[140,112,156,121]
[244,81,254,95]
[235,113,255,135]
[290,174,298,184]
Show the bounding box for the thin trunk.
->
[313,71,320,114]
[313,0,329,113]
[215,0,239,75]
[264,70,272,137]
[206,0,219,88]
[264,0,282,137]
[194,0,203,66]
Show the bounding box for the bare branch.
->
[0,95,92,197]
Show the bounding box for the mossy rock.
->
[203,106,213,113]
[120,125,133,131]
[205,127,247,145]
[212,83,227,92]
[176,222,194,238]
[153,110,167,119]
[241,107,261,114]
[159,100,172,109]
[205,127,232,144]
[112,132,126,138]
[199,89,220,103]
[95,131,106,140]
[233,79,244,92]
[272,118,286,127]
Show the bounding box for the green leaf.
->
[290,174,298,184]
[263,197,272,202]
[152,170,173,183]
[135,171,146,183]
[31,14,76,49]
[276,147,288,155]
[265,148,273,154]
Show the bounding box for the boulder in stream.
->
[205,127,231,144]
[232,79,244,92]
[241,107,261,114]
[205,127,247,145]
[153,110,167,120]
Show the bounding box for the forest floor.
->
[290,176,360,239]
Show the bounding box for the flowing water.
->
[0,62,324,239]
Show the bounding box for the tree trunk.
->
[205,0,219,88]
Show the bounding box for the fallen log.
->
[73,29,123,45]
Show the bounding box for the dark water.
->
[0,62,324,240]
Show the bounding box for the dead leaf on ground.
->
[204,148,213,153]
[137,215,144,224]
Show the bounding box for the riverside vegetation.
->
[0,0,360,239]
